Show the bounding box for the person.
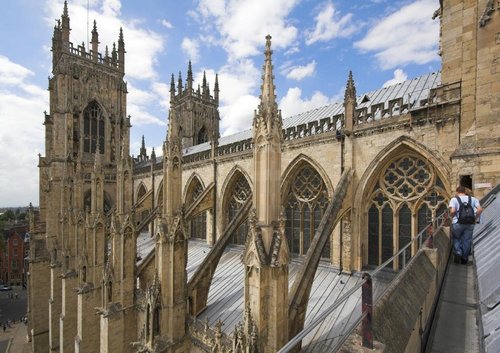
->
[449,186,483,264]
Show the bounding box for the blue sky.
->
[0,0,441,207]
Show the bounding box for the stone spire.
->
[214,73,219,105]
[254,35,282,139]
[243,34,289,353]
[139,135,147,160]
[344,71,357,134]
[170,73,175,101]
[61,0,70,45]
[202,71,207,97]
[91,20,99,61]
[187,61,193,91]
[153,88,188,351]
[345,70,356,101]
[177,71,183,95]
[118,27,125,72]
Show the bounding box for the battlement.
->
[51,1,125,73]
[169,62,219,107]
[65,41,121,70]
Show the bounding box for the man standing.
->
[449,186,483,264]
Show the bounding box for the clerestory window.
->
[367,154,448,268]
[285,164,330,258]
[227,173,252,245]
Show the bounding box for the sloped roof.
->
[135,72,441,163]
[473,184,500,353]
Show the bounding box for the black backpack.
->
[456,196,476,224]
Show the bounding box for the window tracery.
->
[83,101,105,154]
[367,154,447,267]
[284,164,330,257]
[187,178,206,240]
[227,173,252,245]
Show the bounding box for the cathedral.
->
[27,1,500,353]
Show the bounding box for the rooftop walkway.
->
[426,185,500,353]
[425,254,480,353]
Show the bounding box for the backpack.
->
[456,196,476,224]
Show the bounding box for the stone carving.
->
[480,0,496,27]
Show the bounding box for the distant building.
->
[1,224,29,285]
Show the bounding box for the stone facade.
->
[28,1,500,352]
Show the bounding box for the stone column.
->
[60,273,78,353]
[242,35,289,353]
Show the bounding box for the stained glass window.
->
[83,101,105,154]
[227,173,252,245]
[284,164,330,257]
[367,154,448,267]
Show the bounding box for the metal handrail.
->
[277,210,449,353]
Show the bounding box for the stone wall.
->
[371,229,450,353]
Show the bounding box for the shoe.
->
[461,258,468,265]
[454,253,461,264]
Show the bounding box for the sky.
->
[0,0,441,207]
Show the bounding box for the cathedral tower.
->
[169,62,220,149]
[439,0,500,194]
[30,1,132,352]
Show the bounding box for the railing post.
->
[426,223,434,249]
[362,272,373,349]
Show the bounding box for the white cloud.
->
[182,38,200,64]
[196,0,299,60]
[161,19,173,29]
[151,82,170,110]
[305,1,356,45]
[283,60,316,81]
[219,95,259,135]
[383,68,408,87]
[0,56,47,206]
[0,56,33,86]
[280,87,337,118]
[44,0,165,80]
[354,0,439,69]
[127,81,166,126]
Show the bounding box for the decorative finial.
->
[345,70,356,101]
[63,0,68,17]
[187,61,193,87]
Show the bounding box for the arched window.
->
[137,184,147,201]
[83,101,105,154]
[156,182,164,207]
[186,178,206,240]
[284,164,329,257]
[107,281,112,302]
[367,154,448,267]
[146,305,151,339]
[226,173,252,245]
[153,306,160,336]
[197,126,208,145]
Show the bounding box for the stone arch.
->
[82,100,107,154]
[281,153,334,197]
[155,180,164,207]
[136,182,148,202]
[183,173,206,205]
[220,166,253,245]
[281,155,332,257]
[185,174,207,240]
[197,125,208,144]
[353,136,451,269]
